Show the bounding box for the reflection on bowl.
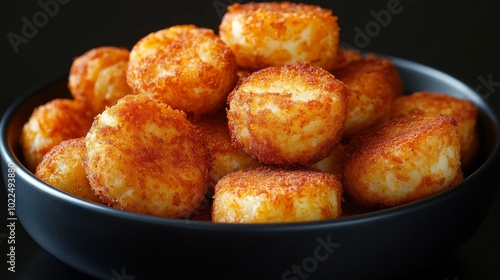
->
[1,56,499,280]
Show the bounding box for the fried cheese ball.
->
[227,62,349,167]
[126,24,238,116]
[219,2,340,71]
[68,46,133,115]
[212,167,343,223]
[342,114,463,209]
[191,111,262,193]
[20,98,94,172]
[35,137,101,203]
[332,54,403,139]
[83,94,210,218]
[390,91,479,170]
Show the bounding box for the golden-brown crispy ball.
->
[332,54,403,139]
[35,137,101,203]
[219,2,340,71]
[126,24,238,116]
[20,98,94,172]
[191,111,262,193]
[83,94,210,218]
[212,167,343,223]
[342,114,462,209]
[311,143,345,175]
[362,54,404,98]
[389,91,479,170]
[378,55,403,97]
[227,62,349,167]
[68,46,133,115]
[91,61,133,114]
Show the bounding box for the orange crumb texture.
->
[19,1,478,223]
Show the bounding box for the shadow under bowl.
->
[1,56,500,280]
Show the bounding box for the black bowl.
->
[1,56,499,280]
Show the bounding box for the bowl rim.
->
[1,55,499,231]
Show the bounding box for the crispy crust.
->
[35,137,101,203]
[212,166,343,223]
[227,62,349,167]
[342,114,462,209]
[126,25,238,116]
[83,94,210,218]
[219,1,340,71]
[390,91,479,169]
[68,46,132,114]
[20,98,94,172]
[191,111,262,193]
[332,54,403,139]
[19,2,482,221]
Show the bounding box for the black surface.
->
[1,0,499,279]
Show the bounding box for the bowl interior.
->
[1,56,500,227]
[2,55,500,280]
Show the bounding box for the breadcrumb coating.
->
[35,137,101,203]
[68,46,133,115]
[219,2,340,71]
[212,167,343,223]
[126,24,238,116]
[390,91,479,170]
[343,114,462,209]
[83,94,210,218]
[191,111,262,193]
[227,62,349,167]
[332,54,403,139]
[18,1,481,221]
[20,98,94,172]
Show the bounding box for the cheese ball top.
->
[126,24,238,116]
[227,62,349,167]
[219,1,340,71]
[83,93,210,218]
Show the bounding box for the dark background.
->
[1,0,499,279]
